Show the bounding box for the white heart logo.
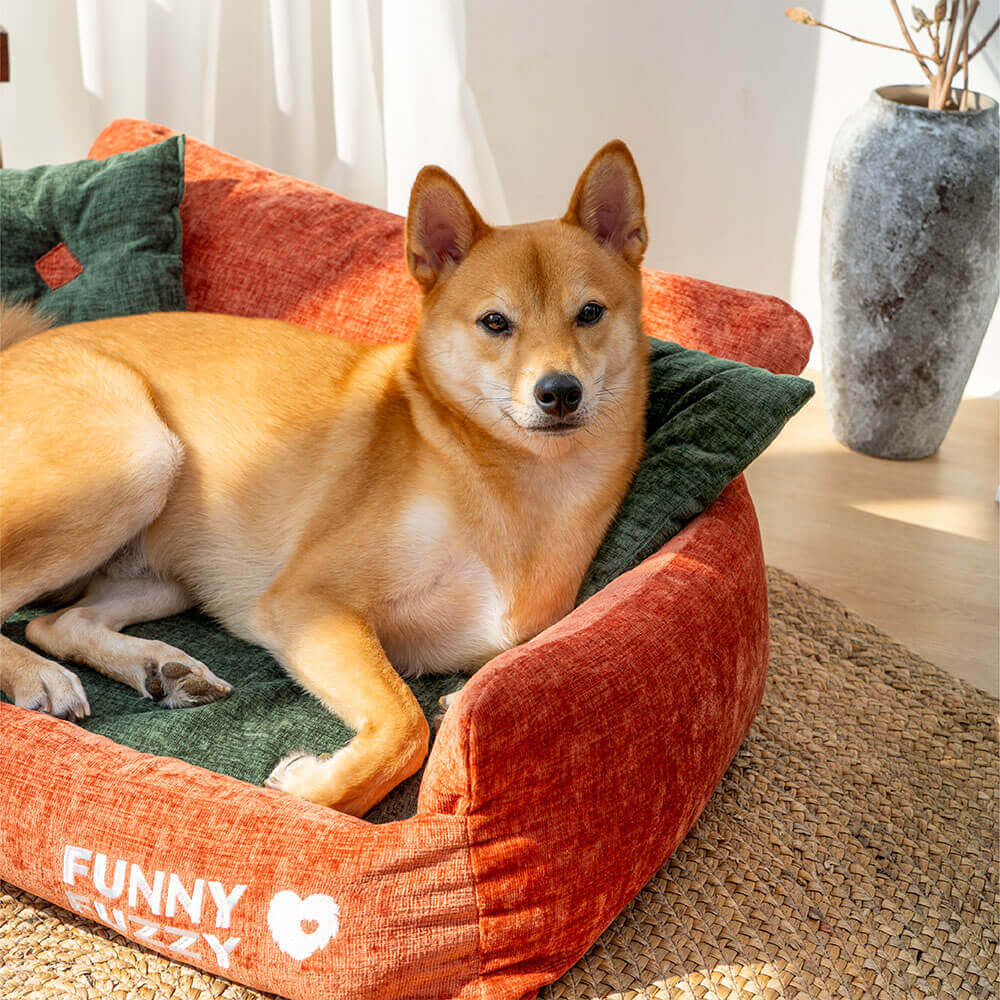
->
[266,890,340,961]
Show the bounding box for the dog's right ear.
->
[564,140,647,266]
[406,166,490,293]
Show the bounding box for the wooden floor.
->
[745,371,999,695]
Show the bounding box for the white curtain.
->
[378,0,507,218]
[325,0,507,220]
[2,0,509,223]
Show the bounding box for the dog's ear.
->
[406,166,490,292]
[564,140,647,266]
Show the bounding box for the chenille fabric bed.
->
[0,119,811,1000]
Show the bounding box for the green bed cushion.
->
[3,339,812,819]
[0,137,186,324]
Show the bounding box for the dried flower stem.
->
[966,16,998,60]
[960,0,971,109]
[931,1,958,106]
[888,0,935,77]
[791,15,936,62]
[939,3,959,65]
[785,1,994,111]
[942,0,979,101]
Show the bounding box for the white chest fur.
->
[375,498,513,676]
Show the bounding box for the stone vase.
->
[821,84,999,459]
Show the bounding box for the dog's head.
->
[406,140,648,455]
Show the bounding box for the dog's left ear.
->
[564,140,647,266]
[406,166,490,293]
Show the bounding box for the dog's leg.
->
[1,570,90,720]
[24,573,231,708]
[0,636,90,720]
[1,339,186,717]
[254,592,429,816]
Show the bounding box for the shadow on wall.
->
[465,0,821,302]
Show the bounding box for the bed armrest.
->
[643,271,812,375]
[90,119,811,375]
[419,476,769,992]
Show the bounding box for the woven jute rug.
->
[2,567,996,1000]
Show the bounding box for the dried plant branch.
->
[785,8,936,68]
[942,0,979,101]
[965,16,999,61]
[889,0,936,77]
[927,1,945,69]
[960,0,971,108]
[786,1,994,112]
[934,0,960,105]
[928,17,942,61]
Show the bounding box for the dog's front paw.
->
[143,657,232,708]
[265,750,371,816]
[265,752,328,800]
[433,687,464,729]
[14,660,90,721]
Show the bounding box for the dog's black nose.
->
[534,372,583,417]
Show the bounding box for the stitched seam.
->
[460,677,488,999]
[465,812,487,1000]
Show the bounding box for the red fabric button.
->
[34,242,83,290]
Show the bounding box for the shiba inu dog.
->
[0,140,649,816]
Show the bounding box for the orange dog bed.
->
[0,120,811,1000]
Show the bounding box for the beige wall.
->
[466,1,821,295]
[464,0,999,395]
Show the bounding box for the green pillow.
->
[0,136,186,324]
[579,339,814,600]
[3,338,812,821]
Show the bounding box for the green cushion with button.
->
[0,136,186,324]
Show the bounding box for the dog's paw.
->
[143,657,232,708]
[265,751,328,799]
[433,688,464,729]
[15,661,90,721]
[264,750,369,816]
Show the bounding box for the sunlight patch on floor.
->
[850,496,996,543]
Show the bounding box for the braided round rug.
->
[2,567,996,1000]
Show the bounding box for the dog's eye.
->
[576,302,605,326]
[478,311,511,335]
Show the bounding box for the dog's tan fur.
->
[0,300,56,349]
[0,141,649,815]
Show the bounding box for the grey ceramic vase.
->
[821,84,999,459]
